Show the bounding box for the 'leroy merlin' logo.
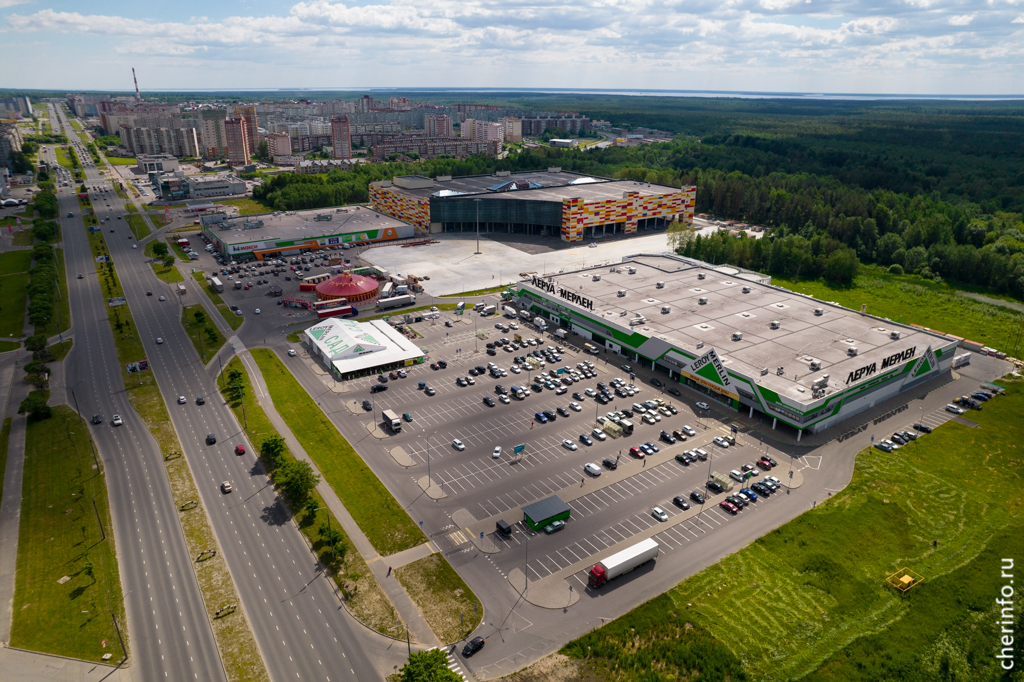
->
[688,348,730,387]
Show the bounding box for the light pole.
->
[308,506,338,563]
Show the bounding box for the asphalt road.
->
[55,109,387,681]
[47,107,226,681]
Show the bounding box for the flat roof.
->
[304,318,423,374]
[522,495,570,522]
[204,206,411,245]
[526,255,953,403]
[383,170,682,203]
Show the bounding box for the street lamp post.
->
[309,506,337,563]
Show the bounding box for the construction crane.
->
[132,67,141,101]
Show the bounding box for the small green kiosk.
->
[522,495,571,531]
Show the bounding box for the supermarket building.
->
[200,206,414,260]
[513,254,959,438]
[369,169,695,243]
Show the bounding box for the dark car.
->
[196,396,205,405]
[913,422,933,433]
[690,491,706,504]
[622,409,634,418]
[660,430,676,444]
[437,360,448,369]
[580,433,593,446]
[674,453,691,466]
[495,384,507,394]
[890,433,906,445]
[377,374,388,383]
[542,410,557,421]
[763,455,777,467]
[706,480,724,494]
[572,392,585,401]
[91,413,103,424]
[206,433,217,445]
[668,387,681,397]
[602,457,618,470]
[483,396,495,407]
[672,496,691,510]
[651,378,663,387]
[370,384,388,393]
[727,495,747,508]
[556,406,570,417]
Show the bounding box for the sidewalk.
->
[236,348,442,648]
[0,645,135,682]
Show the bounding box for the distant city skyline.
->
[3,0,1023,94]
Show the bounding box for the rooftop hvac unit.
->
[661,305,671,314]
[609,267,616,272]
[770,320,780,330]
[847,346,858,357]
[814,307,824,316]
[731,332,743,341]
[697,273,706,280]
[761,368,769,376]
[592,275,601,282]
[627,267,637,274]
[812,375,830,391]
[698,297,708,305]
[809,359,822,371]
[890,330,901,340]
[742,286,750,293]
[617,289,626,297]
[656,281,665,289]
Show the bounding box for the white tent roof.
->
[303,318,423,374]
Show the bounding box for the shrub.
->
[888,264,904,275]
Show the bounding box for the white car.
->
[569,401,582,412]
[156,337,164,344]
[585,388,596,397]
[452,439,465,451]
[583,462,602,477]
[177,396,186,404]
[466,376,475,385]
[158,296,165,301]
[220,481,233,494]
[642,413,657,425]
[696,402,710,411]
[561,439,578,451]
[682,425,696,437]
[509,322,518,330]
[659,406,673,416]
[498,394,510,404]
[592,428,607,441]
[287,349,297,357]
[713,436,730,448]
[492,446,502,459]
[510,365,521,374]
[945,404,964,414]
[112,414,123,426]
[651,507,669,522]
[132,244,137,249]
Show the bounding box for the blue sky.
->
[2,0,1023,94]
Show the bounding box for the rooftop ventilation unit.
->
[847,346,859,357]
[661,305,671,314]
[814,307,824,316]
[617,289,626,297]
[731,332,743,341]
[697,273,706,280]
[627,267,637,274]
[697,341,705,349]
[698,297,708,305]
[809,359,822,371]
[777,366,785,376]
[770,320,780,330]
[656,281,665,289]
[592,275,601,282]
[742,286,750,293]
[890,330,901,340]
[761,368,769,376]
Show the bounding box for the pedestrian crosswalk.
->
[448,529,469,545]
[426,646,467,680]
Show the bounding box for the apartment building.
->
[330,117,352,160]
[266,132,292,158]
[424,115,453,139]
[502,117,522,143]
[232,105,259,154]
[224,117,251,166]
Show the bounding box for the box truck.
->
[554,328,568,340]
[381,409,402,432]
[481,304,497,316]
[378,294,416,310]
[533,317,548,331]
[518,309,531,321]
[503,306,517,318]
[588,539,660,588]
[211,277,224,293]
[234,280,242,289]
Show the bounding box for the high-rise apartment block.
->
[224,117,250,166]
[424,115,453,139]
[502,118,522,143]
[463,119,504,143]
[331,117,352,160]
[232,105,259,155]
[389,97,412,111]
[356,96,375,113]
[266,132,293,158]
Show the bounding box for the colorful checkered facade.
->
[370,184,430,232]
[560,187,695,242]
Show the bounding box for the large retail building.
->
[513,254,959,438]
[302,317,425,380]
[200,206,414,260]
[369,169,695,243]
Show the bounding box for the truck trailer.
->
[210,277,224,293]
[377,294,416,310]
[588,538,660,588]
[381,409,402,432]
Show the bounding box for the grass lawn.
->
[216,198,272,215]
[47,338,73,362]
[286,332,301,343]
[774,267,1024,350]
[168,238,190,260]
[143,239,184,284]
[0,249,32,276]
[125,203,137,213]
[0,251,32,342]
[87,230,269,682]
[105,156,137,166]
[55,148,74,171]
[150,214,169,229]
[547,377,1024,682]
[360,303,458,322]
[0,418,10,510]
[192,271,243,330]
[250,349,427,555]
[125,213,150,240]
[69,119,82,131]
[395,554,481,644]
[216,357,402,635]
[181,304,225,361]
[440,285,510,298]
[11,406,126,663]
[12,229,35,246]
[34,248,70,338]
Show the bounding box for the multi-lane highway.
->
[52,106,385,682]
[47,105,227,681]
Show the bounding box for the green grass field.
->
[0,251,32,342]
[69,119,82,131]
[34,248,70,338]
[555,378,1024,682]
[11,406,126,663]
[125,203,137,213]
[143,240,183,284]
[250,349,427,555]
[181,304,225,361]
[125,214,150,240]
[55,148,74,171]
[0,418,10,512]
[105,156,136,166]
[395,554,481,644]
[191,271,243,330]
[12,229,35,246]
[47,338,73,362]
[216,357,401,634]
[773,267,1024,351]
[216,198,272,215]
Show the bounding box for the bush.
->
[823,248,860,287]
[275,459,320,505]
[18,391,51,421]
[888,264,904,275]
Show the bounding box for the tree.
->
[152,242,169,258]
[275,460,320,505]
[253,140,270,162]
[317,521,347,561]
[888,264,904,275]
[24,335,47,352]
[822,248,859,287]
[667,220,697,253]
[397,649,462,682]
[205,326,218,345]
[258,435,287,471]
[162,255,175,268]
[193,308,206,325]
[18,391,52,421]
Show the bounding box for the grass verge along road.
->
[181,304,226,360]
[192,272,243,330]
[0,250,31,342]
[250,348,427,555]
[395,554,481,644]
[11,406,126,663]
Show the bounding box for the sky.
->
[2,0,1023,94]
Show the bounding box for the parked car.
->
[584,463,602,477]
[696,402,710,411]
[602,457,618,470]
[672,496,691,510]
[946,404,964,414]
[913,422,932,433]
[690,491,705,504]
[543,520,565,534]
[462,636,485,658]
[651,507,669,522]
[452,439,466,451]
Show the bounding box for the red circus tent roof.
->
[315,273,379,299]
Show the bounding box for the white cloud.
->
[947,13,975,24]
[0,0,31,8]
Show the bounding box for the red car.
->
[719,500,739,515]
[234,445,246,456]
[756,460,772,471]
[629,445,644,459]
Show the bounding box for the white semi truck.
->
[588,538,660,588]
[378,294,416,310]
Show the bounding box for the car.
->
[177,395,186,404]
[452,439,466,451]
[898,430,917,442]
[890,433,906,445]
[370,384,388,393]
[206,433,217,445]
[220,481,233,494]
[534,412,548,424]
[644,441,660,453]
[713,436,730,448]
[672,496,691,510]
[556,406,570,417]
[642,413,657,425]
[660,430,676,444]
[389,371,399,380]
[946,404,964,414]
[498,394,510,404]
[690,491,706,504]
[67,212,74,218]
[602,457,618,471]
[707,479,724,494]
[592,428,607,441]
[235,445,246,456]
[555,386,567,395]
[719,500,738,514]
[437,360,447,369]
[466,376,476,385]
[629,446,644,459]
[483,396,495,407]
[762,455,777,467]
[580,433,593,446]
[493,446,502,459]
[568,401,583,412]
[756,459,772,471]
[740,487,759,501]
[668,387,681,397]
[651,506,669,522]
[621,364,633,373]
[875,441,894,452]
[695,402,710,411]
[156,337,164,344]
[562,439,578,451]
[542,410,557,421]
[403,412,413,422]
[362,400,372,411]
[543,520,565,534]
[584,462,602,477]
[378,374,389,383]
[287,349,297,357]
[651,378,663,387]
[158,296,165,301]
[572,392,585,401]
[913,423,932,433]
